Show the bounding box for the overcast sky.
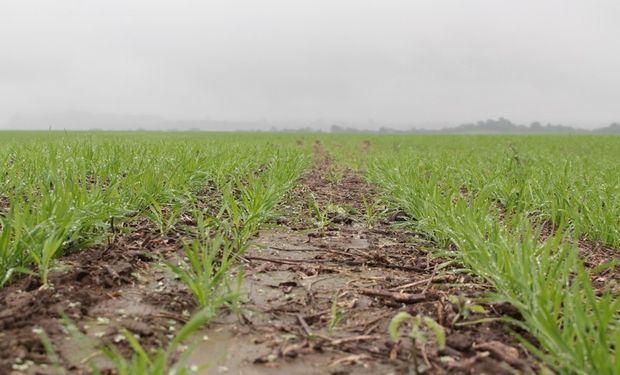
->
[1,0,619,129]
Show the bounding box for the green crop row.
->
[324,134,620,247]
[0,132,311,372]
[364,135,619,374]
[0,132,309,287]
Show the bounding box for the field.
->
[0,132,618,374]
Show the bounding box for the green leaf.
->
[389,312,412,341]
[423,317,446,350]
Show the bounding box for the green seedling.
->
[389,312,446,374]
[361,195,378,229]
[325,203,348,217]
[145,198,185,235]
[185,205,211,241]
[447,295,488,326]
[34,308,215,374]
[328,292,344,336]
[94,309,213,374]
[307,192,330,236]
[92,328,208,375]
[31,233,64,287]
[166,235,241,309]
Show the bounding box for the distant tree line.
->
[326,117,620,134]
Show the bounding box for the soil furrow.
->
[186,145,537,374]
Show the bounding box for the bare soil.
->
[0,196,8,210]
[0,144,539,374]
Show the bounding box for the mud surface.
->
[0,221,195,374]
[0,145,539,374]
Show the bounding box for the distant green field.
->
[0,132,618,374]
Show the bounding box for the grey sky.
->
[1,0,619,129]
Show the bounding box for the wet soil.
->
[0,144,538,374]
[578,239,620,294]
[0,221,196,374]
[0,196,8,210]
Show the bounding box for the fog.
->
[1,1,620,130]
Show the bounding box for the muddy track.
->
[0,143,538,374]
[187,146,537,374]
